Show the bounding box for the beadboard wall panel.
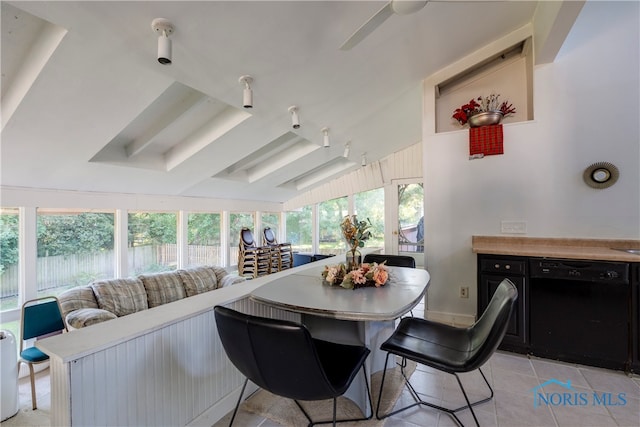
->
[284,142,422,210]
[52,297,298,426]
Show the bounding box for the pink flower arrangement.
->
[322,261,389,289]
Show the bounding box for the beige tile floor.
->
[5,351,639,427]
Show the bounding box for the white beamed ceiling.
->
[0,1,577,204]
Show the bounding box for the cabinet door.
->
[479,275,527,348]
[632,263,640,372]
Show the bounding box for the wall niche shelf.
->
[434,38,534,134]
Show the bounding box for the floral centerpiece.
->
[322,261,389,290]
[452,93,516,127]
[341,214,372,270]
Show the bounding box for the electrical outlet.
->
[501,220,527,234]
[459,286,469,298]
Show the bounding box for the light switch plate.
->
[501,220,527,234]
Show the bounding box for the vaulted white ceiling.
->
[1,1,573,204]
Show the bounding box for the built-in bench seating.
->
[58,265,245,329]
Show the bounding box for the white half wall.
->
[422,1,640,317]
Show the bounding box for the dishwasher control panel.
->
[529,258,630,284]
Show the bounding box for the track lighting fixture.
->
[238,75,253,108]
[321,127,330,148]
[288,106,300,129]
[151,18,174,65]
[343,142,351,158]
[361,153,367,167]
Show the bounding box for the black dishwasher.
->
[529,258,630,370]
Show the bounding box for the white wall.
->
[423,1,640,317]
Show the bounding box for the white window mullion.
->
[115,209,128,278]
[177,211,188,269]
[19,207,37,303]
[221,211,229,267]
[312,204,319,254]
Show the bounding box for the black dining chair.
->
[214,306,373,427]
[363,253,416,268]
[363,254,417,316]
[376,278,517,426]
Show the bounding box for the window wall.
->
[1,184,398,325]
[229,212,255,266]
[0,208,19,312]
[37,209,116,297]
[286,205,312,253]
[128,212,177,274]
[354,188,385,249]
[260,212,280,245]
[187,213,221,267]
[318,197,348,255]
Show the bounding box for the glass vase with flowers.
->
[341,215,372,271]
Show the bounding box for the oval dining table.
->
[250,263,431,416]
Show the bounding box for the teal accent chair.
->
[19,296,67,409]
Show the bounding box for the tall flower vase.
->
[346,248,361,271]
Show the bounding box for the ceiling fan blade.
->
[340,2,395,51]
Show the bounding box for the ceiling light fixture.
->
[321,127,330,148]
[238,75,253,108]
[361,153,367,167]
[151,18,174,65]
[343,142,351,158]
[288,106,300,129]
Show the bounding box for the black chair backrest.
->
[466,279,517,371]
[363,254,416,268]
[214,306,337,400]
[263,227,277,245]
[240,228,256,248]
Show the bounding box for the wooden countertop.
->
[472,236,640,262]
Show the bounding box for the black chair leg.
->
[294,364,373,426]
[376,352,494,427]
[229,377,249,426]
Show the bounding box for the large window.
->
[229,212,255,266]
[128,211,177,274]
[187,213,221,267]
[354,188,384,249]
[0,208,19,312]
[318,197,348,255]
[261,212,280,245]
[37,209,115,297]
[286,206,312,253]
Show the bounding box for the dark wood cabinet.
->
[477,254,528,352]
[632,263,640,372]
[478,254,639,372]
